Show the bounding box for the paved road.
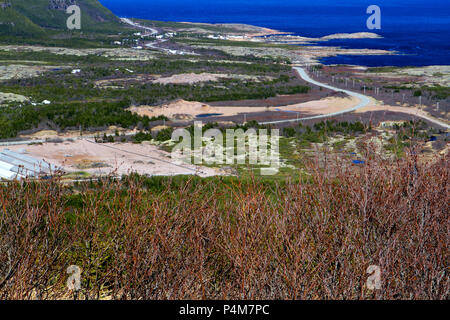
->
[260,66,371,125]
[414,115,450,129]
[120,18,158,35]
[261,67,450,129]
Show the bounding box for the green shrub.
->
[156,127,174,142]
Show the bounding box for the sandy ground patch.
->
[0,92,29,103]
[95,73,269,88]
[24,130,59,138]
[94,74,157,88]
[19,126,137,141]
[129,100,270,120]
[129,96,360,120]
[0,46,156,61]
[7,139,225,178]
[95,73,225,87]
[353,65,450,87]
[396,65,450,87]
[0,64,62,80]
[154,73,229,84]
[356,103,450,127]
[129,100,215,120]
[275,96,360,115]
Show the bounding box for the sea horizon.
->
[100,0,450,67]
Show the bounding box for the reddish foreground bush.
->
[0,149,448,299]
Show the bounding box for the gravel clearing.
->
[7,139,226,178]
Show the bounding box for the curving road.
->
[116,20,448,129]
[260,66,371,125]
[120,18,158,35]
[261,67,450,129]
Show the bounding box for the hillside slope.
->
[0,5,45,36]
[0,0,123,36]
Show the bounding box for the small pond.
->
[196,113,223,118]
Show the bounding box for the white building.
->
[0,149,61,180]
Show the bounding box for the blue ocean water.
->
[100,0,450,67]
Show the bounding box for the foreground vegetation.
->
[0,147,448,300]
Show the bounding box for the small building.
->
[0,149,61,181]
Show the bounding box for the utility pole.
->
[437,102,439,111]
[296,112,299,122]
[363,85,366,94]
[402,93,405,104]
